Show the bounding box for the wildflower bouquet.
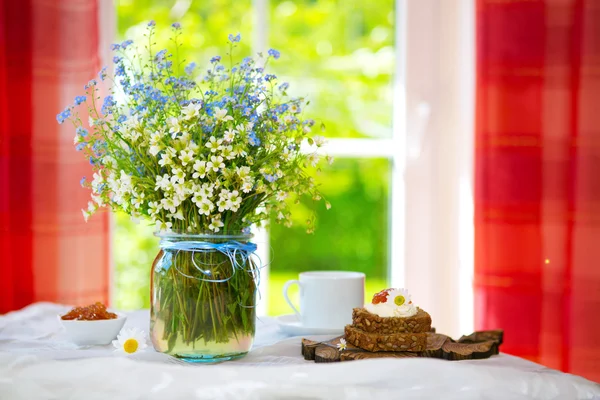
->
[58,22,330,360]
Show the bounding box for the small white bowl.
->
[58,313,127,346]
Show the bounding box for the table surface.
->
[1,303,598,400]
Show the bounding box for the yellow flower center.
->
[123,338,139,354]
[394,295,405,306]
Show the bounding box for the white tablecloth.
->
[1,303,598,399]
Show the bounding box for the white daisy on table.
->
[112,328,148,355]
[336,338,347,351]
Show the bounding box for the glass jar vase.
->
[150,232,257,363]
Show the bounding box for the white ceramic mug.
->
[282,271,365,329]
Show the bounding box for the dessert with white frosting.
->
[344,288,432,352]
[364,288,418,318]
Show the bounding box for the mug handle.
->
[282,280,301,319]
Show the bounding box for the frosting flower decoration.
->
[112,327,148,355]
[336,338,347,351]
[366,288,418,318]
[386,288,411,307]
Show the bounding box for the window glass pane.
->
[117,0,253,63]
[268,158,390,316]
[269,0,395,138]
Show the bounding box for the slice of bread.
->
[352,307,432,334]
[344,325,428,352]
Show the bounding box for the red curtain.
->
[0,0,110,313]
[475,0,600,382]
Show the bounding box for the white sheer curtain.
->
[403,0,475,338]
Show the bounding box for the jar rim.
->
[154,230,254,240]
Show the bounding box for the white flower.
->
[386,288,411,307]
[127,128,141,143]
[91,172,104,191]
[281,147,292,162]
[228,190,242,211]
[223,129,236,142]
[236,123,247,133]
[148,201,161,217]
[155,220,173,232]
[112,327,148,355]
[214,107,233,122]
[206,136,223,153]
[325,201,331,210]
[241,181,253,193]
[199,183,214,198]
[289,104,300,114]
[150,132,163,145]
[179,150,195,166]
[221,145,235,160]
[171,168,186,184]
[336,338,347,351]
[236,166,251,178]
[88,116,96,126]
[182,102,202,120]
[149,144,162,156]
[91,194,104,207]
[209,216,224,232]
[167,117,181,138]
[307,153,320,167]
[277,211,285,220]
[313,135,326,147]
[207,155,225,172]
[192,160,207,179]
[161,198,177,213]
[303,126,311,134]
[132,192,145,209]
[155,174,171,191]
[173,184,187,202]
[275,191,287,201]
[188,141,200,153]
[198,199,215,216]
[81,209,91,222]
[169,208,185,221]
[178,130,191,145]
[234,145,247,158]
[283,115,294,124]
[216,197,229,212]
[158,153,172,167]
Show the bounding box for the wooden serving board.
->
[302,330,503,363]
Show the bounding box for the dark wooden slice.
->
[458,330,503,348]
[442,340,498,361]
[315,344,341,363]
[420,333,451,358]
[314,337,349,362]
[301,338,321,361]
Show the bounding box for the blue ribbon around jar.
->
[159,239,261,285]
